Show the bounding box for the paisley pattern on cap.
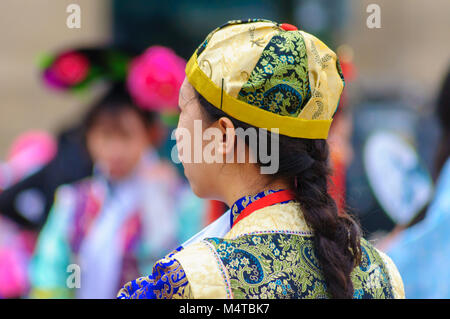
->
[237,30,311,117]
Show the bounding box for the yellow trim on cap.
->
[185,52,333,139]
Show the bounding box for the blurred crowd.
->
[0,0,449,299]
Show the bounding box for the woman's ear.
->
[217,117,236,156]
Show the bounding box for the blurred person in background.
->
[29,83,202,299]
[0,121,93,299]
[384,68,450,298]
[0,47,130,231]
[0,48,99,297]
[0,130,59,298]
[0,45,207,299]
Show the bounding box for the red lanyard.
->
[232,190,296,228]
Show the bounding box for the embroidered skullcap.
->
[185,19,345,139]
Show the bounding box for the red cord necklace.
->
[232,189,296,228]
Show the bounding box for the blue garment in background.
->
[387,158,450,298]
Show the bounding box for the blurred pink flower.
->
[127,46,185,112]
[0,221,34,298]
[0,247,28,298]
[6,130,57,183]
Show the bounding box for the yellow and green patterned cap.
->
[185,19,345,139]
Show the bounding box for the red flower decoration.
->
[127,46,186,112]
[51,51,90,86]
[280,23,298,31]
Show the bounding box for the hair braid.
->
[197,92,361,298]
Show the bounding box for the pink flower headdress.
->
[127,46,186,112]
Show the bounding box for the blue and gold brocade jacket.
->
[117,190,405,299]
